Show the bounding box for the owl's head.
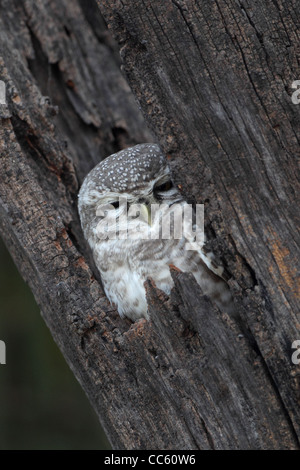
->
[78,143,183,245]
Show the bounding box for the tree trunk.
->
[1,0,299,449]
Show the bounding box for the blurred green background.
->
[0,237,110,450]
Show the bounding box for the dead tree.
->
[0,0,299,449]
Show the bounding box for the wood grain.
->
[0,0,299,449]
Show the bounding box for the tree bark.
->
[0,0,299,449]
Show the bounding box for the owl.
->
[78,143,234,321]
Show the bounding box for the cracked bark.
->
[0,0,299,450]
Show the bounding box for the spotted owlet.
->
[78,143,234,321]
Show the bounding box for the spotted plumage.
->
[78,143,234,321]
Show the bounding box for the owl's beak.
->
[136,198,152,226]
[139,203,152,226]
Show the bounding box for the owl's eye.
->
[155,180,173,192]
[111,201,119,209]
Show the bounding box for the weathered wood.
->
[97,0,300,446]
[0,0,299,449]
